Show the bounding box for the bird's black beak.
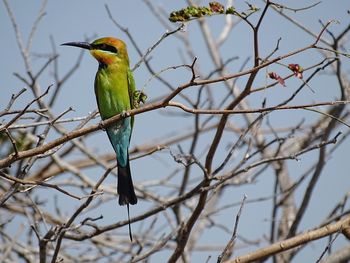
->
[61,41,91,50]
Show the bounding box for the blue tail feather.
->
[106,118,137,205]
[106,118,131,167]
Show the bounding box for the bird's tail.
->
[117,158,137,206]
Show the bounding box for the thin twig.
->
[217,195,247,263]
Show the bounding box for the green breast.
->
[94,66,131,120]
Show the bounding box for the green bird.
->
[62,37,140,238]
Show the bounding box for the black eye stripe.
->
[93,44,118,53]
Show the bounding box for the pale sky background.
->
[1,1,350,262]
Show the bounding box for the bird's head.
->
[62,37,129,67]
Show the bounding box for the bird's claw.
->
[121,110,129,118]
[133,90,147,109]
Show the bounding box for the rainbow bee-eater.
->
[62,37,142,238]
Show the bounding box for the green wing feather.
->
[127,68,136,129]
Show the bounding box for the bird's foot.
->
[121,110,129,118]
[133,90,147,109]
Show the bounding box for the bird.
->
[62,37,141,240]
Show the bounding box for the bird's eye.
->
[94,44,118,54]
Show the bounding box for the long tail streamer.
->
[127,204,133,241]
